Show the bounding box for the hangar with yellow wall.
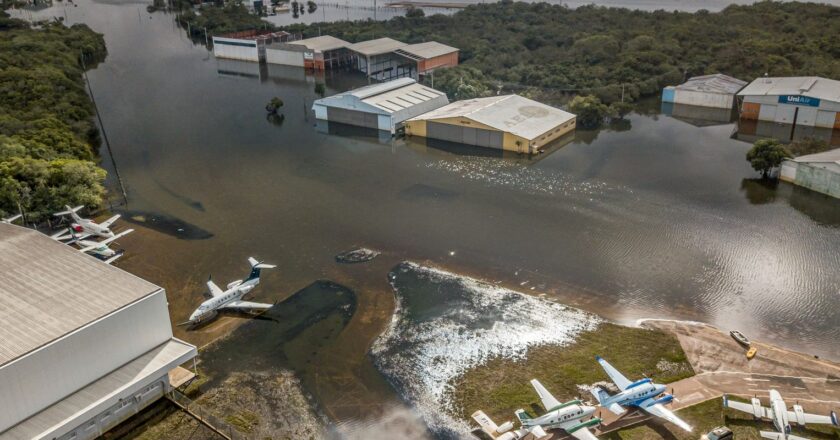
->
[405,95,576,154]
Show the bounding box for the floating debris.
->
[335,247,380,264]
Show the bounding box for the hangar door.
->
[427,121,504,149]
[327,107,380,129]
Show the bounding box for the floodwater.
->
[9,0,840,435]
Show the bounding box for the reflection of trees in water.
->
[574,119,632,145]
[741,178,840,227]
[740,178,778,205]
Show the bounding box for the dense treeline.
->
[178,2,272,37]
[0,11,108,221]
[283,1,840,103]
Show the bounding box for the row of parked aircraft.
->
[3,205,132,264]
[473,358,838,440]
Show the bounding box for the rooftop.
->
[675,73,747,94]
[288,35,350,52]
[0,224,161,366]
[793,148,840,164]
[217,29,289,41]
[316,78,448,114]
[409,94,575,140]
[347,37,406,56]
[394,41,458,60]
[737,76,840,102]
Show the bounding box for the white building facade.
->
[738,76,840,128]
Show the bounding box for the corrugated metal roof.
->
[1,339,196,440]
[408,95,576,140]
[349,77,417,99]
[737,76,840,103]
[314,78,448,116]
[0,224,161,366]
[676,74,747,94]
[394,41,458,60]
[289,35,349,52]
[347,38,406,56]
[794,148,840,164]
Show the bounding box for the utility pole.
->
[621,83,625,103]
[204,27,209,46]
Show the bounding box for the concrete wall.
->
[212,37,259,62]
[266,47,304,66]
[780,160,840,199]
[0,291,172,432]
[673,89,734,109]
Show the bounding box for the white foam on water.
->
[371,262,601,438]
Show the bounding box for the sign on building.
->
[778,95,821,107]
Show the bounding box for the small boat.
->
[746,347,758,360]
[730,330,750,347]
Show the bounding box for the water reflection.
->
[661,102,737,127]
[735,119,840,147]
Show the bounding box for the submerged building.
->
[780,148,840,199]
[0,224,197,440]
[393,41,459,78]
[662,74,746,109]
[737,76,840,128]
[405,95,576,154]
[312,78,449,133]
[212,30,293,62]
[347,37,411,81]
[265,35,351,70]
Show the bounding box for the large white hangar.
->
[0,224,197,440]
[312,78,449,133]
[738,76,840,128]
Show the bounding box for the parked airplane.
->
[1,214,22,224]
[75,229,134,264]
[181,257,276,327]
[723,390,839,440]
[52,205,119,241]
[591,356,692,432]
[472,410,548,440]
[515,379,601,440]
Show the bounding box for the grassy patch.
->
[448,323,693,423]
[225,410,260,434]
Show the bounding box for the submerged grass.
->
[448,323,693,423]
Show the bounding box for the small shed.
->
[662,74,746,109]
[394,41,459,77]
[312,78,449,133]
[405,95,576,154]
[266,35,350,70]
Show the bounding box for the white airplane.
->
[472,410,548,440]
[2,214,22,224]
[515,379,602,440]
[591,356,692,432]
[74,229,134,264]
[52,205,119,241]
[181,257,276,327]
[723,390,839,440]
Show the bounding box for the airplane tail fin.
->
[54,205,84,217]
[590,386,611,405]
[246,257,276,281]
[2,213,22,224]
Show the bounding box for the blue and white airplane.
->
[591,356,692,432]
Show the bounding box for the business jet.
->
[2,214,22,224]
[471,410,548,440]
[515,379,601,440]
[591,356,692,432]
[181,257,276,327]
[723,390,838,440]
[52,205,119,241]
[74,229,134,264]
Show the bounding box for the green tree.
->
[746,139,792,178]
[568,95,609,128]
[266,97,285,114]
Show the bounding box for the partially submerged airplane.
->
[74,229,134,264]
[515,379,601,440]
[1,214,22,224]
[52,205,119,241]
[181,257,276,327]
[591,356,692,432]
[723,390,839,440]
[472,410,548,440]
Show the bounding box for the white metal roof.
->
[394,41,458,60]
[793,148,840,164]
[0,339,195,440]
[315,78,448,115]
[347,38,406,56]
[675,74,747,95]
[737,76,840,103]
[289,35,349,52]
[408,95,576,140]
[0,224,161,366]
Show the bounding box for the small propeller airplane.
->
[1,214,22,224]
[515,379,602,440]
[52,205,120,241]
[591,356,692,432]
[74,229,134,264]
[723,390,839,440]
[180,257,276,327]
[471,410,549,440]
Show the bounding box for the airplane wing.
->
[788,409,839,426]
[595,356,632,390]
[206,280,225,297]
[221,300,273,310]
[78,229,134,254]
[531,379,562,410]
[759,431,809,440]
[99,214,121,228]
[723,395,769,419]
[471,410,500,435]
[641,401,692,432]
[568,426,599,440]
[2,214,22,223]
[103,253,123,264]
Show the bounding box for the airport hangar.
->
[0,224,197,440]
[738,76,840,128]
[780,148,840,199]
[265,35,352,70]
[312,77,449,133]
[211,29,293,62]
[405,94,576,154]
[662,73,747,109]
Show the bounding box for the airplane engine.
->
[792,405,806,425]
[496,421,514,433]
[652,394,674,406]
[227,280,243,289]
